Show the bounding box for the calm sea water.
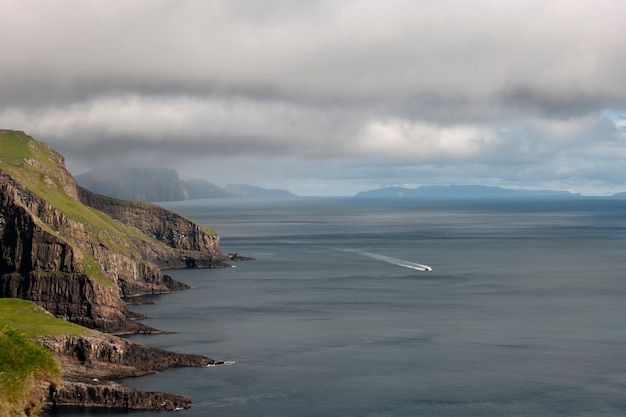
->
[46,197,626,416]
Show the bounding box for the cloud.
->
[357,120,500,160]
[4,0,626,110]
[2,0,626,194]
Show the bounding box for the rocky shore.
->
[36,332,223,411]
[51,380,192,411]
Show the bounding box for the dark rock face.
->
[0,131,235,412]
[1,271,131,333]
[0,132,227,333]
[36,334,219,379]
[50,381,192,411]
[1,174,131,332]
[37,332,221,411]
[78,187,226,269]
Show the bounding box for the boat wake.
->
[340,249,432,271]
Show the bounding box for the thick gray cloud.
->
[1,0,626,195]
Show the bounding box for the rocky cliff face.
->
[0,171,132,332]
[36,333,219,379]
[78,187,224,269]
[50,380,192,411]
[35,332,221,412]
[0,130,227,333]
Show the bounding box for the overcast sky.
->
[2,0,626,196]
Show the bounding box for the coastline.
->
[40,257,255,413]
[38,332,223,412]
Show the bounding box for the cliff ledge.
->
[38,332,221,411]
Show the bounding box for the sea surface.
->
[45,197,626,416]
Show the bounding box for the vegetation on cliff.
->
[0,298,86,338]
[0,298,218,414]
[0,327,59,417]
[0,130,231,413]
[0,130,226,332]
[0,299,66,417]
[0,129,130,286]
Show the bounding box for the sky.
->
[1,0,626,196]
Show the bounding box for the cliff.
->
[0,130,227,333]
[0,326,60,417]
[38,332,221,411]
[37,333,218,380]
[1,299,221,414]
[76,167,233,201]
[225,183,298,198]
[77,187,224,270]
[75,166,189,202]
[184,178,232,199]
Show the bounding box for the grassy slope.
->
[0,299,86,417]
[0,130,137,240]
[0,131,217,277]
[0,130,146,285]
[0,131,217,413]
[0,298,88,338]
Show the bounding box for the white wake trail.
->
[340,249,432,271]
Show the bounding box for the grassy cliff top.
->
[0,298,88,338]
[0,326,60,417]
[0,130,131,240]
[0,130,58,170]
[0,130,139,284]
[0,299,73,416]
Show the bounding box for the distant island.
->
[355,185,582,199]
[76,166,297,202]
[75,166,626,201]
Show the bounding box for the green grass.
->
[1,130,215,289]
[0,130,142,285]
[0,299,89,416]
[0,299,70,416]
[0,130,56,170]
[0,130,183,252]
[0,298,88,338]
[82,257,107,284]
[0,326,61,417]
[0,130,136,244]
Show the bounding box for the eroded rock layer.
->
[36,333,221,411]
[0,130,227,333]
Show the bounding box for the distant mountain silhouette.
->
[225,184,297,198]
[183,179,232,199]
[355,185,581,199]
[76,166,232,201]
[76,166,189,202]
[76,166,297,201]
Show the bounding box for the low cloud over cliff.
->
[2,0,626,195]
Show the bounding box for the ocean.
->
[45,197,626,416]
